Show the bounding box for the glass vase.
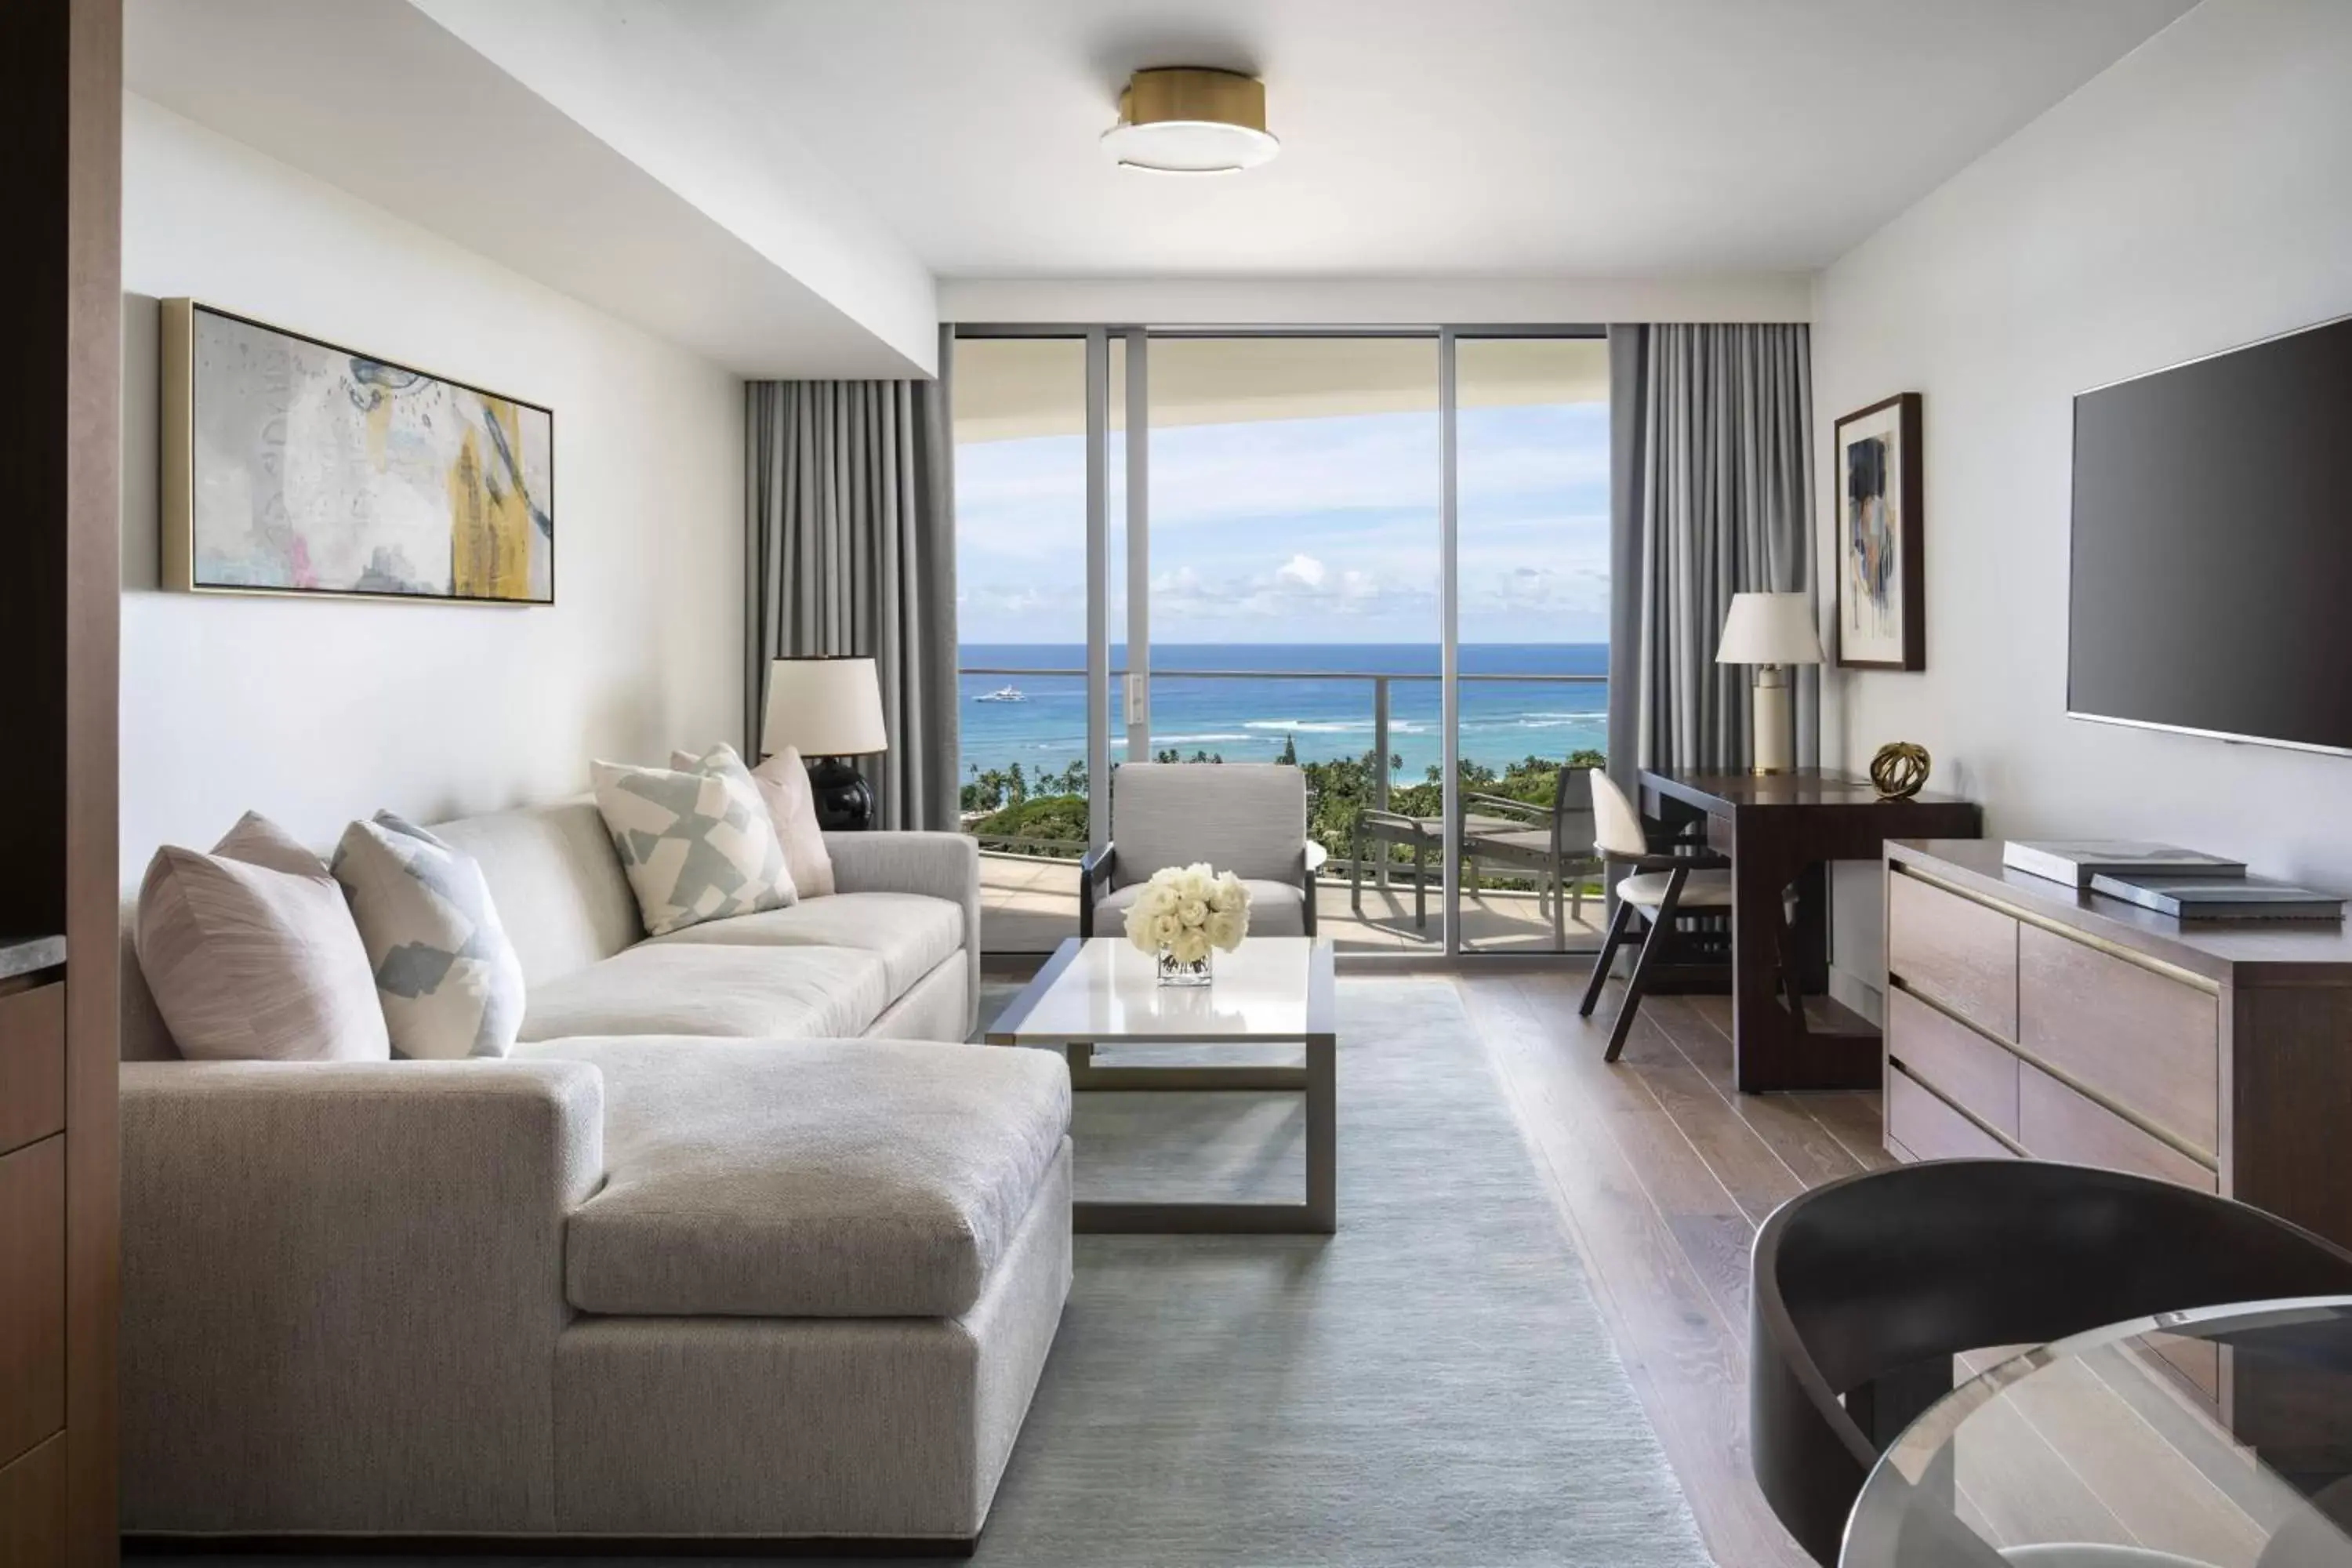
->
[1155,946,1213,988]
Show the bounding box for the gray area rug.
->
[962,978,1708,1567]
[193,979,1708,1568]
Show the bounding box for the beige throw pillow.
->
[671,744,835,899]
[135,812,391,1062]
[593,743,795,937]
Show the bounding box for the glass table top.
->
[1844,1297,2352,1568]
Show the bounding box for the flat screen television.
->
[2069,312,2352,756]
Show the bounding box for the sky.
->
[954,401,1610,645]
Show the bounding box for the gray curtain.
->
[745,326,958,830]
[1607,323,1817,787]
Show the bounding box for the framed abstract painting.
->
[161,299,554,604]
[1833,392,1923,670]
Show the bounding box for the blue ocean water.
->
[957,644,1609,785]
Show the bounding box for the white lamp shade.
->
[762,657,888,757]
[1715,592,1824,666]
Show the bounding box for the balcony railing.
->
[958,663,1606,872]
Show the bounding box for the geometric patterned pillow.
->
[671,743,833,898]
[590,742,795,938]
[330,812,525,1060]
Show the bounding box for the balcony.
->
[960,662,1610,956]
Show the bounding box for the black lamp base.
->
[806,755,874,832]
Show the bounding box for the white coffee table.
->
[985,935,1338,1235]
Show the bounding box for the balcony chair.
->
[1460,764,1605,948]
[1576,768,1733,1061]
[1079,762,1317,939]
[1349,805,1441,930]
[1751,1159,2352,1567]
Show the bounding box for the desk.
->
[1639,768,1980,1093]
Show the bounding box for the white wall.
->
[1812,0,2352,1014]
[121,95,745,873]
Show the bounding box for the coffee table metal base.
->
[1065,1038,1337,1235]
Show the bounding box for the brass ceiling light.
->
[1101,67,1279,175]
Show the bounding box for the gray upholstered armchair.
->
[1079,762,1317,938]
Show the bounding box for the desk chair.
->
[1577,769,1732,1061]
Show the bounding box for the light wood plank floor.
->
[1456,969,1889,1568]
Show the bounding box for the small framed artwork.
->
[1833,391,1923,670]
[161,299,554,604]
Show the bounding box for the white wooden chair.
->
[1577,770,1734,1062]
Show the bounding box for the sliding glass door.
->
[1452,336,1613,953]
[1138,336,1441,954]
[953,326,1606,959]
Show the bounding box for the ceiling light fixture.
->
[1101,67,1278,176]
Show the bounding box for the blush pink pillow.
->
[753,746,836,898]
[135,812,391,1062]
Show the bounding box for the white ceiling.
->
[129,0,2198,375]
[615,0,2198,278]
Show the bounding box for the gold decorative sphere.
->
[1870,742,1931,800]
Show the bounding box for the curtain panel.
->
[1606,322,1817,787]
[745,327,958,830]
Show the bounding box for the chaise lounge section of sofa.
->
[116,799,1070,1551]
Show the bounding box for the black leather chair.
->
[1750,1160,2352,1566]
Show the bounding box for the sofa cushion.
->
[644,891,962,998]
[1095,877,1307,937]
[514,1036,1070,1318]
[429,800,642,989]
[517,943,890,1043]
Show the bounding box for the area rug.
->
[951,976,1711,1567]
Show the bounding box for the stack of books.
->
[2002,840,2344,922]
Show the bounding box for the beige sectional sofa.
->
[116,800,1071,1551]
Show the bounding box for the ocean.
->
[957,643,1609,785]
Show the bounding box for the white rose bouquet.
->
[1123,862,1250,982]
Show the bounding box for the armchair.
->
[1078,763,1317,939]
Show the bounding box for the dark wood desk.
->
[1639,768,1981,1093]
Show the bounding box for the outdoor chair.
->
[1460,764,1605,947]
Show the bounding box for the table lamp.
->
[763,655,888,830]
[1715,593,1823,775]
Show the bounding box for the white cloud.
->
[1276,553,1326,588]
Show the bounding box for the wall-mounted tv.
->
[2069,312,2352,756]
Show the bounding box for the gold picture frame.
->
[161,298,555,604]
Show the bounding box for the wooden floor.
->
[1455,968,1890,1568]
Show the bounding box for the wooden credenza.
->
[1884,839,2352,1257]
